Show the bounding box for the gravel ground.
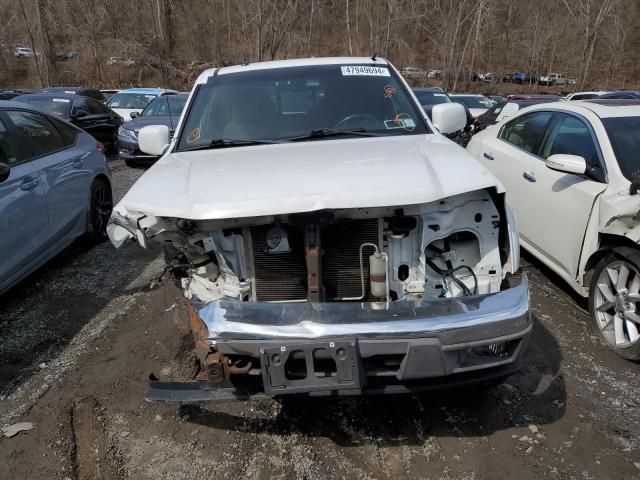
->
[1,159,640,479]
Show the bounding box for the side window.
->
[5,111,66,161]
[52,119,78,147]
[541,113,598,168]
[500,111,553,155]
[0,116,20,165]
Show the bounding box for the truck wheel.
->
[86,178,113,242]
[589,253,640,361]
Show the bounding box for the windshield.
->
[413,90,451,106]
[14,95,71,117]
[141,96,187,116]
[452,96,492,109]
[603,116,640,181]
[176,64,428,150]
[107,92,156,110]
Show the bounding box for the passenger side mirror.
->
[0,163,10,183]
[138,125,170,156]
[73,109,88,118]
[130,112,139,119]
[545,154,586,175]
[431,103,467,135]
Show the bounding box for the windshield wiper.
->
[179,137,282,152]
[280,128,385,142]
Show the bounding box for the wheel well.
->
[584,234,640,285]
[93,174,111,190]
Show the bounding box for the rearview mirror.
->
[545,154,586,175]
[73,109,88,118]
[138,125,170,156]
[130,112,139,119]
[431,103,467,135]
[0,162,10,183]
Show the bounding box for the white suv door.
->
[479,111,607,279]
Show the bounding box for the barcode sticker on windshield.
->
[52,98,70,103]
[341,66,390,77]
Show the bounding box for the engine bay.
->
[152,189,508,304]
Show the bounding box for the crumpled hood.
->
[113,134,503,220]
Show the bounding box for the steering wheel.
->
[334,113,380,130]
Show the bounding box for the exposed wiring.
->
[425,247,478,297]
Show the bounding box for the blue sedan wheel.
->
[87,178,113,242]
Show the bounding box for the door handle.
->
[483,152,494,160]
[522,171,536,182]
[20,176,39,191]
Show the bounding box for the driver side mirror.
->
[545,154,586,175]
[0,162,10,183]
[130,112,139,119]
[431,103,467,135]
[72,109,88,118]
[138,125,170,156]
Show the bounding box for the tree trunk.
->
[17,0,45,87]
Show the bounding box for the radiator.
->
[251,219,379,302]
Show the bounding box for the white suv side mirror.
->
[545,154,586,175]
[431,103,467,135]
[138,125,170,156]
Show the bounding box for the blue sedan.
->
[0,101,113,294]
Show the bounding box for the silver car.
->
[0,101,113,294]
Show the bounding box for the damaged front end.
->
[109,188,531,403]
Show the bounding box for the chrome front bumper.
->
[146,275,531,403]
[198,274,530,343]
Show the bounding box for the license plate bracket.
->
[261,340,361,395]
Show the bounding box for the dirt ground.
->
[1,160,640,480]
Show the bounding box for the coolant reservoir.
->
[369,253,387,299]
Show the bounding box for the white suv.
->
[468,100,640,360]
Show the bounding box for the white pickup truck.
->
[108,57,531,402]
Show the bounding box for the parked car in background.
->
[508,72,537,84]
[479,72,497,83]
[55,50,78,61]
[13,93,123,152]
[473,96,562,133]
[0,100,112,295]
[565,91,606,101]
[449,94,493,118]
[100,89,120,102]
[117,94,188,166]
[539,73,567,86]
[108,57,529,403]
[412,87,453,118]
[38,87,105,102]
[13,46,38,57]
[599,91,640,100]
[0,90,33,101]
[106,88,179,121]
[507,94,562,101]
[488,95,506,104]
[106,57,135,66]
[468,99,640,360]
